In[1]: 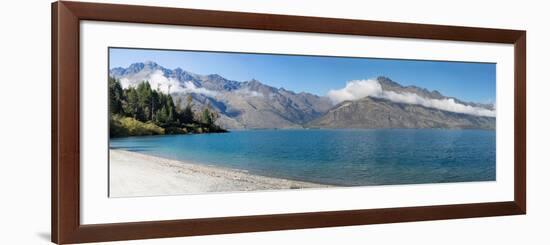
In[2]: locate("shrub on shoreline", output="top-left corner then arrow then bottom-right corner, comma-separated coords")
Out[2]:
110,116 -> 227,138
110,116 -> 165,137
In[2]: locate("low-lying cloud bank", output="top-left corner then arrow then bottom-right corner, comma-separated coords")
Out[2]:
327,79 -> 495,117
120,70 -> 219,96
181,81 -> 219,97
235,88 -> 264,98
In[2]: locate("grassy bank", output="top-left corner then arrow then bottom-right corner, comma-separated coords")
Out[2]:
110,115 -> 227,138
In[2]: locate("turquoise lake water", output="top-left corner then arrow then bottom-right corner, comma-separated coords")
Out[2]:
110,129 -> 496,186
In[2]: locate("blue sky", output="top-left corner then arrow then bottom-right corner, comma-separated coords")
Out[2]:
109,47 -> 496,103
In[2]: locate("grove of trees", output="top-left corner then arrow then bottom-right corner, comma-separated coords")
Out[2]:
109,77 -> 225,137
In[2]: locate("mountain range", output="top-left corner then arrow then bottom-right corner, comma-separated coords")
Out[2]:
109,61 -> 496,130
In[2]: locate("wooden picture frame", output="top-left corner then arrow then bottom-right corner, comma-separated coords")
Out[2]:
52,1 -> 526,244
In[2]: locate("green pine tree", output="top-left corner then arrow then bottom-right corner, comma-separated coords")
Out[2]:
108,77 -> 124,115
123,87 -> 140,119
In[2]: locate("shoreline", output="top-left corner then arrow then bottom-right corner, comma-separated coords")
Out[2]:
109,149 -> 331,197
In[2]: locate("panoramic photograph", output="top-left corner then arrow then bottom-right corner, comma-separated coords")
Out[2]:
108,47 -> 496,198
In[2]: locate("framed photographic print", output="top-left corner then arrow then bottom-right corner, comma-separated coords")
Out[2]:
52,1 -> 526,244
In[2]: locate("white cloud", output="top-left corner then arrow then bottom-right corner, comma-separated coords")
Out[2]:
181,81 -> 219,97
327,79 -> 495,117
147,70 -> 184,93
327,79 -> 384,103
118,70 -> 218,96
119,69 -> 183,93
235,88 -> 264,98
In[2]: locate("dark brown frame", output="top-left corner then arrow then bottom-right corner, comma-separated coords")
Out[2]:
52,1 -> 526,244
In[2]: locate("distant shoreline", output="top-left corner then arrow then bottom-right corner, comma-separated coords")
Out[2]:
111,127 -> 495,137
109,149 -> 331,197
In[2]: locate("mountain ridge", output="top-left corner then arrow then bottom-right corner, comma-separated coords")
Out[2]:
109,62 -> 495,130
110,62 -> 333,129
307,96 -> 495,130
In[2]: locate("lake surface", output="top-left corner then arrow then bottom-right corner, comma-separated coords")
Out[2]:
110,129 -> 496,186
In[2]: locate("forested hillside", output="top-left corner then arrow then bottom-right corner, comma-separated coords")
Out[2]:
109,77 -> 226,137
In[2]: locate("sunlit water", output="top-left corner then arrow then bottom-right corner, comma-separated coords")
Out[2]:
110,129 -> 496,186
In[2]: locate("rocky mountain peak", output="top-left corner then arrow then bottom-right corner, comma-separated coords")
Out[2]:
376,76 -> 402,88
